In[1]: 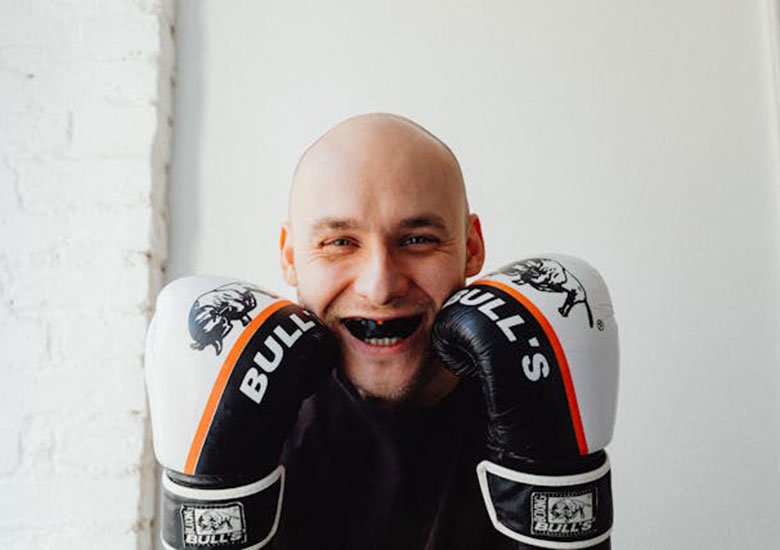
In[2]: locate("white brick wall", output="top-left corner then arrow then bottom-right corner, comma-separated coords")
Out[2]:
0,1 -> 173,548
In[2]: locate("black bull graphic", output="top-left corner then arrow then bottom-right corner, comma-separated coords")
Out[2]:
188,283 -> 276,355
495,258 -> 594,328
550,497 -> 589,522
196,509 -> 240,533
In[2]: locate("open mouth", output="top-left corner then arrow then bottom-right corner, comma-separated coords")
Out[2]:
342,315 -> 423,346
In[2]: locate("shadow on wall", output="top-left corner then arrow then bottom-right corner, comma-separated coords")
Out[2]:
167,2 -> 205,281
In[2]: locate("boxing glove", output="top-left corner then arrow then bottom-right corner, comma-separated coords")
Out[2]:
145,276 -> 339,549
432,255 -> 618,549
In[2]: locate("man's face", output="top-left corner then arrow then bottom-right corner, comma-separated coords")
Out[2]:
281,117 -> 484,402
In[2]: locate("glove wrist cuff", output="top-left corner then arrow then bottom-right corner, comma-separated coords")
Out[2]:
477,456 -> 612,549
160,465 -> 285,549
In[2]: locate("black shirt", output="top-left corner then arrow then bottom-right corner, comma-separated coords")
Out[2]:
275,372 -> 512,549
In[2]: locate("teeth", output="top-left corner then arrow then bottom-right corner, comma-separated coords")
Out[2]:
364,337 -> 402,346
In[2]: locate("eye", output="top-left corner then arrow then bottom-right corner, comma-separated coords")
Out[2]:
328,238 -> 353,247
321,237 -> 357,249
400,234 -> 439,246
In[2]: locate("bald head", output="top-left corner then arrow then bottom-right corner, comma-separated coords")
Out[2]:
289,113 -> 468,222
279,114 -> 485,403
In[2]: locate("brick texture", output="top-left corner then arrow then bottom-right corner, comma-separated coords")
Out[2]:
0,0 -> 174,548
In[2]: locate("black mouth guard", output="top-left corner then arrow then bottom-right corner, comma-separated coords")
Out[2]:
343,316 -> 422,340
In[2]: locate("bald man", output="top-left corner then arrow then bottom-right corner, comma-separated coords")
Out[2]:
272,115 -> 516,549
280,113 -> 484,405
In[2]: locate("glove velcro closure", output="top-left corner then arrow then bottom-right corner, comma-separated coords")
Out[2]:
160,465 -> 285,550
476,457 -> 612,549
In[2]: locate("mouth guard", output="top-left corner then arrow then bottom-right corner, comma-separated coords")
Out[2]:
343,316 -> 422,341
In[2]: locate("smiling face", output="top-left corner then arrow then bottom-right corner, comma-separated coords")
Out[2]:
280,114 -> 484,403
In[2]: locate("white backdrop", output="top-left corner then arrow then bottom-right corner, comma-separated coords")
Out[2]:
168,1 -> 780,547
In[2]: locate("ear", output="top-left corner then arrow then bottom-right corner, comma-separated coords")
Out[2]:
464,213 -> 485,278
279,222 -> 298,287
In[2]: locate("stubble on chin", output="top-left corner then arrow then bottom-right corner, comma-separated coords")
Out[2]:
342,345 -> 446,405
312,300 -> 454,405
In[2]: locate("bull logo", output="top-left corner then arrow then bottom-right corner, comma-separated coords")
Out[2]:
550,497 -> 588,523
496,258 -> 594,328
188,283 -> 277,355
196,509 -> 240,534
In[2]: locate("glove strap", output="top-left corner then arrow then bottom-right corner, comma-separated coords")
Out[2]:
160,465 -> 285,550
476,456 -> 612,549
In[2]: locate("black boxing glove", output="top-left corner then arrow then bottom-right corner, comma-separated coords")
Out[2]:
145,276 -> 339,549
433,255 -> 619,549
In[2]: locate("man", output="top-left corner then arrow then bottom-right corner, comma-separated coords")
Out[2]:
274,113 -> 505,548
279,113 -> 485,405
145,113 -> 617,549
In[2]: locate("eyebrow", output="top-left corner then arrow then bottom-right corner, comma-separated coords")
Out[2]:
398,214 -> 449,231
311,217 -> 360,232
310,214 -> 449,233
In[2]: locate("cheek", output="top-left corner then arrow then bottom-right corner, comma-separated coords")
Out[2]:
406,256 -> 466,307
295,260 -> 348,315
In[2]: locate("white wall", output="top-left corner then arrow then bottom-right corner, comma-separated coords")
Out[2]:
0,1 -> 173,548
170,1 -> 780,547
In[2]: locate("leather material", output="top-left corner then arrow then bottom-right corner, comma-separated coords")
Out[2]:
145,275 -> 339,549
432,255 -> 619,548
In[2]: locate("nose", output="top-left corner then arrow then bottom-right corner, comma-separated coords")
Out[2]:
352,245 -> 410,306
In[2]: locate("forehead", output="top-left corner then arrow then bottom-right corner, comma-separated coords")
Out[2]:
290,123 -> 465,233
